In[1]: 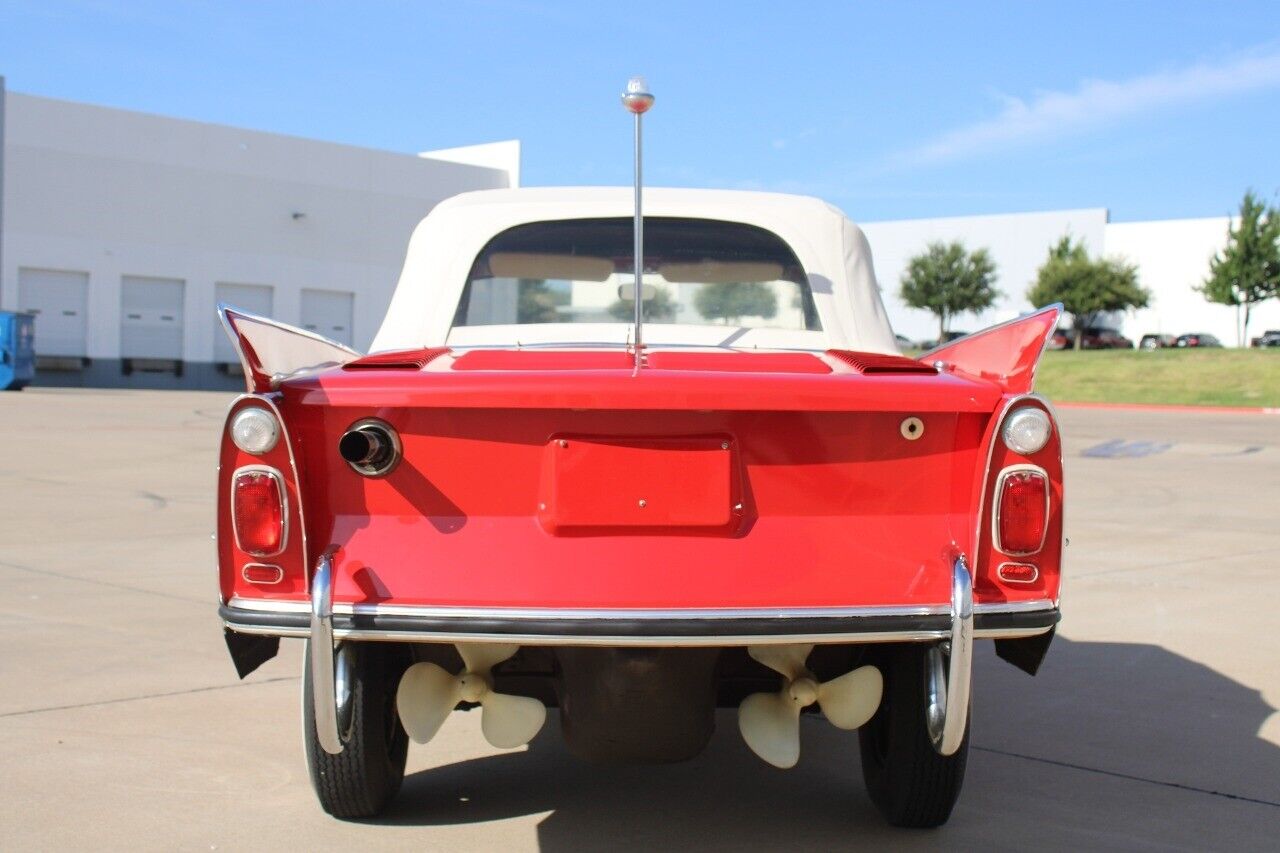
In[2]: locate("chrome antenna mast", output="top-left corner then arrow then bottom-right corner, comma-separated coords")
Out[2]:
621,76 -> 654,366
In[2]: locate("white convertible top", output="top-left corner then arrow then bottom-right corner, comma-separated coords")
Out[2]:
371,187 -> 898,354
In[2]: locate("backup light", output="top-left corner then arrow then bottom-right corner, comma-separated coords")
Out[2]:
996,469 -> 1048,555
231,408 -> 279,455
1001,407 -> 1052,455
233,469 -> 286,556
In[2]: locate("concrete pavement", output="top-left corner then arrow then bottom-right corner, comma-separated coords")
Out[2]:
1,389 -> 1277,849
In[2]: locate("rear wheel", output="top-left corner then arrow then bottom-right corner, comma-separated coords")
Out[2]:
302,641 -> 411,819
858,645 -> 969,828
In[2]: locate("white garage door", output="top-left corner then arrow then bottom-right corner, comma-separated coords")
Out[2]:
300,289 -> 354,347
214,282 -> 273,363
18,268 -> 89,357
121,276 -> 185,360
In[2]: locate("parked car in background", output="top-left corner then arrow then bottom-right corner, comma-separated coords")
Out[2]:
1049,327 -> 1134,350
894,333 -> 919,351
1139,333 -> 1176,350
918,330 -> 969,349
1250,330 -> 1280,348
1175,333 -> 1222,348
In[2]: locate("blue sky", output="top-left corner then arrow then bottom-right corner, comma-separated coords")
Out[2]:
2,1 -> 1278,222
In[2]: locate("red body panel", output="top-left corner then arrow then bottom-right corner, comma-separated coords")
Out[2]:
923,305 -> 1062,395
216,348 -> 1063,613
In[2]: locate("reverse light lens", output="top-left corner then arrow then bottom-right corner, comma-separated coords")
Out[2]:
1001,407 -> 1052,455
996,469 -> 1048,555
233,470 -> 285,556
231,408 -> 279,455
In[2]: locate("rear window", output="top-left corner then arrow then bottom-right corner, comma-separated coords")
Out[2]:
452,217 -> 821,332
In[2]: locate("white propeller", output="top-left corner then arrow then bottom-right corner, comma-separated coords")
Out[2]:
737,644 -> 882,769
396,643 -> 546,749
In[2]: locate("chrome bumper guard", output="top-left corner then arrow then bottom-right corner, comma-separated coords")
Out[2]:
309,553 -> 344,755
925,556 -> 973,756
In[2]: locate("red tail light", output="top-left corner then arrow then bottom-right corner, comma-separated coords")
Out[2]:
995,468 -> 1048,555
233,469 -> 286,556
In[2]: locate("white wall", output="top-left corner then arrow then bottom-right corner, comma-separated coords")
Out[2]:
862,209 -> 1109,343
1105,217 -> 1280,347
0,92 -> 516,362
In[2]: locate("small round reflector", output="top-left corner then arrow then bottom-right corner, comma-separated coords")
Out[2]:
1001,407 -> 1052,456
230,408 -> 279,455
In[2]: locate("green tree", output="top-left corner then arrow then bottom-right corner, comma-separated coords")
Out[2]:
693,282 -> 778,325
1027,236 -> 1149,350
1198,190 -> 1280,346
608,287 -> 678,322
899,241 -> 1000,341
516,279 -> 564,323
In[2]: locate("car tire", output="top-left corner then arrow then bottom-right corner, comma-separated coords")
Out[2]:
858,645 -> 969,828
302,641 -> 411,819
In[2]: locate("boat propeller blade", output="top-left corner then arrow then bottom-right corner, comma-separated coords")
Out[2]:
396,643 -> 547,748
396,661 -> 464,744
738,689 -> 804,769
737,644 -> 882,768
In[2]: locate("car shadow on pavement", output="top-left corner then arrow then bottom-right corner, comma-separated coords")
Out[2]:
373,638 -> 1280,849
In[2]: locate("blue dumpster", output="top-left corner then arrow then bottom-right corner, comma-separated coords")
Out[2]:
0,311 -> 36,390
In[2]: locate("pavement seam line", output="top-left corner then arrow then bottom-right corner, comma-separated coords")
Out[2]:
0,675 -> 299,718
0,558 -> 206,604
974,745 -> 1280,809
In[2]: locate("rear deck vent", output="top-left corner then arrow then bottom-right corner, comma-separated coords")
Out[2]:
826,350 -> 938,375
343,347 -> 450,370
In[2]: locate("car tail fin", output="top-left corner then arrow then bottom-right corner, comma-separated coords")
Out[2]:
918,304 -> 1062,395
218,304 -> 361,392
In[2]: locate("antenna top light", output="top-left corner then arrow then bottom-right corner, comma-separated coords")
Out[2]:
621,76 -> 654,114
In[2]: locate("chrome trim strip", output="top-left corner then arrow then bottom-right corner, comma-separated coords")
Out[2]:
224,620 -> 1050,645
973,598 -> 1055,614
226,596 -> 953,620
309,553 -> 343,755
229,464 -> 289,557
225,622 -> 952,647
991,463 -> 1051,556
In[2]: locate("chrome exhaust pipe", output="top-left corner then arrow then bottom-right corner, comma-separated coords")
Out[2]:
338,418 -> 401,476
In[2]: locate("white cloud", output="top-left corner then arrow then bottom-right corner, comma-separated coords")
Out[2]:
895,50 -> 1280,167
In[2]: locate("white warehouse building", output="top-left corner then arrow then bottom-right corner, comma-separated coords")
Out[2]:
0,79 -> 519,389
1,81 -> 1273,391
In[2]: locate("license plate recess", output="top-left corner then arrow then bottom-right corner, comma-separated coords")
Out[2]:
539,436 -> 735,532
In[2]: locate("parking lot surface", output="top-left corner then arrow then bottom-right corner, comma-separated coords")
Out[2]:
2,389 -> 1278,850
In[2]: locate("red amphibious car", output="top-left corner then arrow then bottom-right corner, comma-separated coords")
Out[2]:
216,186 -> 1064,828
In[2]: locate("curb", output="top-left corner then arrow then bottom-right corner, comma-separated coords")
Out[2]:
1056,401 -> 1280,415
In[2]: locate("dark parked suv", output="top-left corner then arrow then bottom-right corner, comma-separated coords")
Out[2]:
1250,330 -> 1280,348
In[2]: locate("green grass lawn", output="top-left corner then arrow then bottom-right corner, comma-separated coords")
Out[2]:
1033,348 -> 1280,407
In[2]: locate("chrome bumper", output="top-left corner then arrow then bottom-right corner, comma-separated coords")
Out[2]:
291,553 -> 999,757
